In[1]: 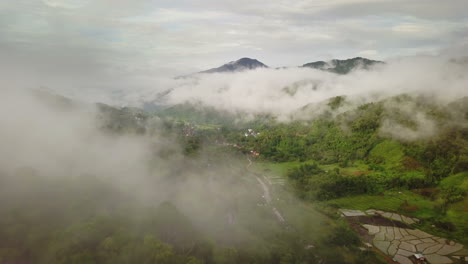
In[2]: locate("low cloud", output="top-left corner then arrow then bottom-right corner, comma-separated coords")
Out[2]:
157,54 -> 468,122
0,88 -> 277,243
379,99 -> 439,141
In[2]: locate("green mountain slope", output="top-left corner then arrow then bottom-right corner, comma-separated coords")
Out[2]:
302,57 -> 383,74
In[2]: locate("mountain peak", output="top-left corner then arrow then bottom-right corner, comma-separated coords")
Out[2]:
229,57 -> 261,64
200,57 -> 268,73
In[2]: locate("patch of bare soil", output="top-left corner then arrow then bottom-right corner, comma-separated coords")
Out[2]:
349,222 -> 374,243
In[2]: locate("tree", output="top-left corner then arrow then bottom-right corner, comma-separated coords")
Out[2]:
142,235 -> 175,264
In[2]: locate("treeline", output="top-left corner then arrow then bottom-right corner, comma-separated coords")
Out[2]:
287,163 -> 431,201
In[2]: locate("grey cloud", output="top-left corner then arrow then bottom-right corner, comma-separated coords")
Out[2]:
1,0 -> 467,104
315,0 -> 468,20
184,0 -> 468,20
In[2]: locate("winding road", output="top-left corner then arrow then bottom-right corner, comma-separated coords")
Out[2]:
248,158 -> 286,223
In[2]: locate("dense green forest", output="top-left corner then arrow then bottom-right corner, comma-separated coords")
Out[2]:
156,94 -> 468,244
224,95 -> 468,244
1,91 -> 466,263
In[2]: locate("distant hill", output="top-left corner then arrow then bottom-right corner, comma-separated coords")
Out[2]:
302,57 -> 383,74
176,57 -> 381,78
199,57 -> 268,73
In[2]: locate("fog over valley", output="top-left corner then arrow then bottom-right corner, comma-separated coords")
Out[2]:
1,1 -> 468,264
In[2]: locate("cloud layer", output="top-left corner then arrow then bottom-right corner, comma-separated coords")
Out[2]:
159,54 -> 468,120
1,0 -> 467,91
1,0 -> 467,123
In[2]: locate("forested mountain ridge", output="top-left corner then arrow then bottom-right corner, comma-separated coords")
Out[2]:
176,57 -> 380,78
302,57 -> 383,74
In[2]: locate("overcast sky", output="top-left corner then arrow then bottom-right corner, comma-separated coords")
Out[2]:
1,0 -> 467,102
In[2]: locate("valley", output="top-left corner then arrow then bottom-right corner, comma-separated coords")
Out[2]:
2,1 -> 468,263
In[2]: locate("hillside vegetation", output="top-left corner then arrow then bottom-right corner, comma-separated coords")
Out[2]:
228,95 -> 468,243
